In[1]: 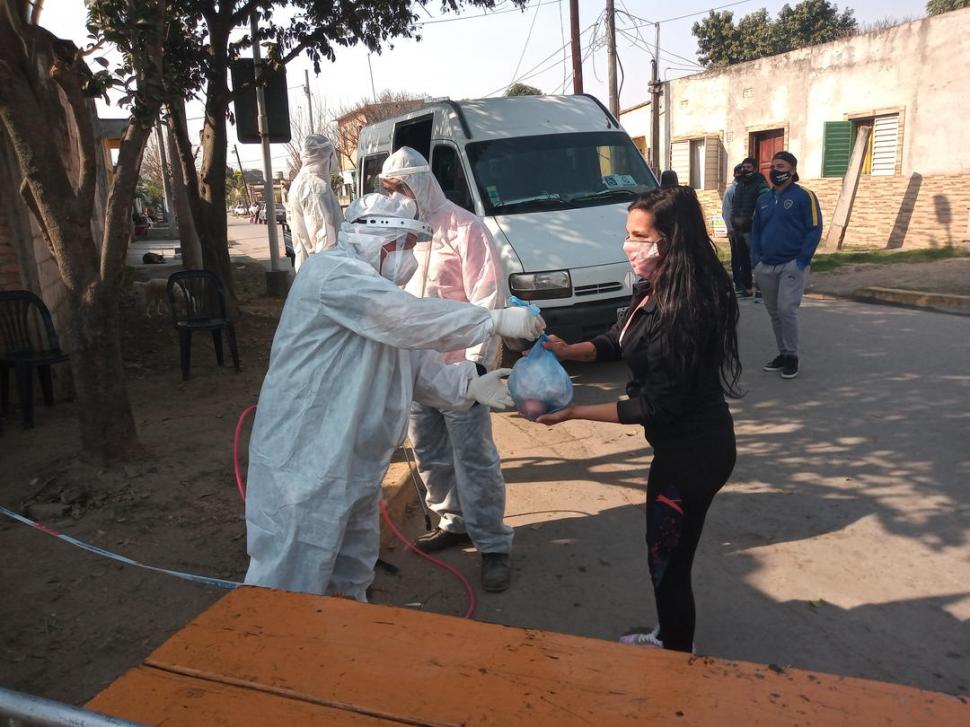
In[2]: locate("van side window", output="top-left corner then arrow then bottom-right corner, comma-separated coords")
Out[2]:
393,115 -> 433,161
361,153 -> 388,196
432,145 -> 473,212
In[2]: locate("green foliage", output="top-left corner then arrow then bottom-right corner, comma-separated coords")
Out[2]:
505,83 -> 543,96
226,168 -> 249,204
809,246 -> 968,273
926,0 -> 970,15
83,2 -> 206,126
693,1 -> 858,67
137,178 -> 164,206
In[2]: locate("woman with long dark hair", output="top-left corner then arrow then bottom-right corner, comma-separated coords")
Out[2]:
535,186 -> 741,652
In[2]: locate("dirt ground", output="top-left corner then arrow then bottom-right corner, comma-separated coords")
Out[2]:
0,268 -> 281,705
1,256 -> 967,707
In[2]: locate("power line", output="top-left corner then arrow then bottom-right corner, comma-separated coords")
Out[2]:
484,17 -> 599,96
622,0 -> 755,28
616,28 -> 704,69
510,0 -> 544,84
417,0 -> 561,26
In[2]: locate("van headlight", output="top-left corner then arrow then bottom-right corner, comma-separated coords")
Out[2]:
509,270 -> 572,300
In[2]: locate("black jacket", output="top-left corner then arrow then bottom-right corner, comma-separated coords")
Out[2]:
591,280 -> 732,447
731,172 -> 769,232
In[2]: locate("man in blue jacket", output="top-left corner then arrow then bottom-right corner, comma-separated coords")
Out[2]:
751,151 -> 822,380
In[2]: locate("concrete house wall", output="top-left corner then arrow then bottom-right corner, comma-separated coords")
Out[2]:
634,8 -> 970,249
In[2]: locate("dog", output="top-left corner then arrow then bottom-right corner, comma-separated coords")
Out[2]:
133,279 -> 192,318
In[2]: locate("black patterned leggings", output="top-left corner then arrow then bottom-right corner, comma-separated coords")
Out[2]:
646,427 -> 736,652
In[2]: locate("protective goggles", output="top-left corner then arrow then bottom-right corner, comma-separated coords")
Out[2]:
379,164 -> 430,180
349,216 -> 432,242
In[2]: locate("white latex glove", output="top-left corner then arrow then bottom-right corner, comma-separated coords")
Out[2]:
467,368 -> 514,409
489,308 -> 546,341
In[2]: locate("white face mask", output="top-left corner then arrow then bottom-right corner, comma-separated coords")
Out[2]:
380,249 -> 419,285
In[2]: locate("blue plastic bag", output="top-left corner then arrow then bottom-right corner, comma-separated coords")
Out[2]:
508,335 -> 574,421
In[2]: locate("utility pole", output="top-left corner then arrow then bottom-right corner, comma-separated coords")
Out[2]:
233,144 -> 252,206
605,0 -> 618,116
250,12 -> 287,295
304,69 -> 314,132
650,22 -> 661,172
569,0 -> 583,94
366,54 -> 378,103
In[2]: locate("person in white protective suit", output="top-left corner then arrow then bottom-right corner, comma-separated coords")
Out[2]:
380,147 -> 516,592
286,133 -> 344,271
244,193 -> 545,600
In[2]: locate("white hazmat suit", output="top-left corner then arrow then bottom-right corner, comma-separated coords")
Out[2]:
244,193 -> 542,599
380,148 -> 515,565
286,134 -> 344,271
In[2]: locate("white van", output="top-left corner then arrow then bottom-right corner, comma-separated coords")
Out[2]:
356,95 -> 658,342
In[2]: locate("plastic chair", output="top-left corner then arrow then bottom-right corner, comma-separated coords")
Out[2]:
0,290 -> 70,430
166,271 -> 240,381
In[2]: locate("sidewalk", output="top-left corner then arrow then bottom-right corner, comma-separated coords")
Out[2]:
807,254 -> 970,313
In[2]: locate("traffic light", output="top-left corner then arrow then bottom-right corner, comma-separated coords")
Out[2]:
230,58 -> 291,144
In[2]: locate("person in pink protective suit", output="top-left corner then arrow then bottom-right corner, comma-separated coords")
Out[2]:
380,147 -> 515,592
287,134 -> 344,271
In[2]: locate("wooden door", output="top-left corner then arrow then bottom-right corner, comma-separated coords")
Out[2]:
754,130 -> 785,178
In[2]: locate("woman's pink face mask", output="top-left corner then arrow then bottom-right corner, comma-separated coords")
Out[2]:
623,239 -> 661,279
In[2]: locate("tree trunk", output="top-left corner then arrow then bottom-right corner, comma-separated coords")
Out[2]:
69,281 -> 140,459
196,22 -> 235,300
165,122 -> 203,269
0,0 -> 166,462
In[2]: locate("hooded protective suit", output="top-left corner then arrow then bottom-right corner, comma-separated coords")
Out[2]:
244,194 -> 510,600
287,134 -> 344,271
380,147 -> 503,367
380,148 -> 514,558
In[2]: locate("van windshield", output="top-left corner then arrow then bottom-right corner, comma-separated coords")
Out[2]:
465,132 -> 657,215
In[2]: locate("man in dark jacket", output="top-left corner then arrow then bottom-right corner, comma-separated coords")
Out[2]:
729,157 -> 769,298
751,151 -> 823,380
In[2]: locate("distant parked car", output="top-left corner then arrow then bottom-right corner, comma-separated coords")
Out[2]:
282,222 -> 295,268
233,204 -> 247,216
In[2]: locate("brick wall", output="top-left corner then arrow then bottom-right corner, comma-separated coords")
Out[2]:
695,173 -> 970,250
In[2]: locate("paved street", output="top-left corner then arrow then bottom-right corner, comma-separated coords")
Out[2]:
227,214 -> 286,269
374,297 -> 970,696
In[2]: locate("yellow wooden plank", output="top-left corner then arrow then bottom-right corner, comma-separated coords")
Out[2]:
88,665 -> 398,725
85,587 -> 970,726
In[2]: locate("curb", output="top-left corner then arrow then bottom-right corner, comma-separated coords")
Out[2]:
851,287 -> 970,315
380,460 -> 419,548
805,288 -> 970,316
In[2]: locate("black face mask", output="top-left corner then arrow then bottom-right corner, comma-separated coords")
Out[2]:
770,169 -> 791,186
742,170 -> 756,180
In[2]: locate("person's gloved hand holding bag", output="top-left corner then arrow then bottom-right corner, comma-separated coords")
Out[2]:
468,368 -> 514,409
489,307 -> 545,341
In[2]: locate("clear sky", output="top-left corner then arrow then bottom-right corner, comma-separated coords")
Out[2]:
41,0 -> 929,170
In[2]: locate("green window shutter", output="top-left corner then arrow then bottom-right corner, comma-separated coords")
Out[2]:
822,121 -> 852,177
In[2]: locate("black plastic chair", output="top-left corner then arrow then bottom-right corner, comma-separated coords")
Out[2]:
167,270 -> 240,380
0,290 -> 70,430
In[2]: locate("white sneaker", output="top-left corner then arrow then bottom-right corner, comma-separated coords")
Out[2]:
619,625 -> 663,648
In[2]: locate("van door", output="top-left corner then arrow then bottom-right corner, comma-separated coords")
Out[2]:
430,142 -> 475,213
392,114 -> 434,161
